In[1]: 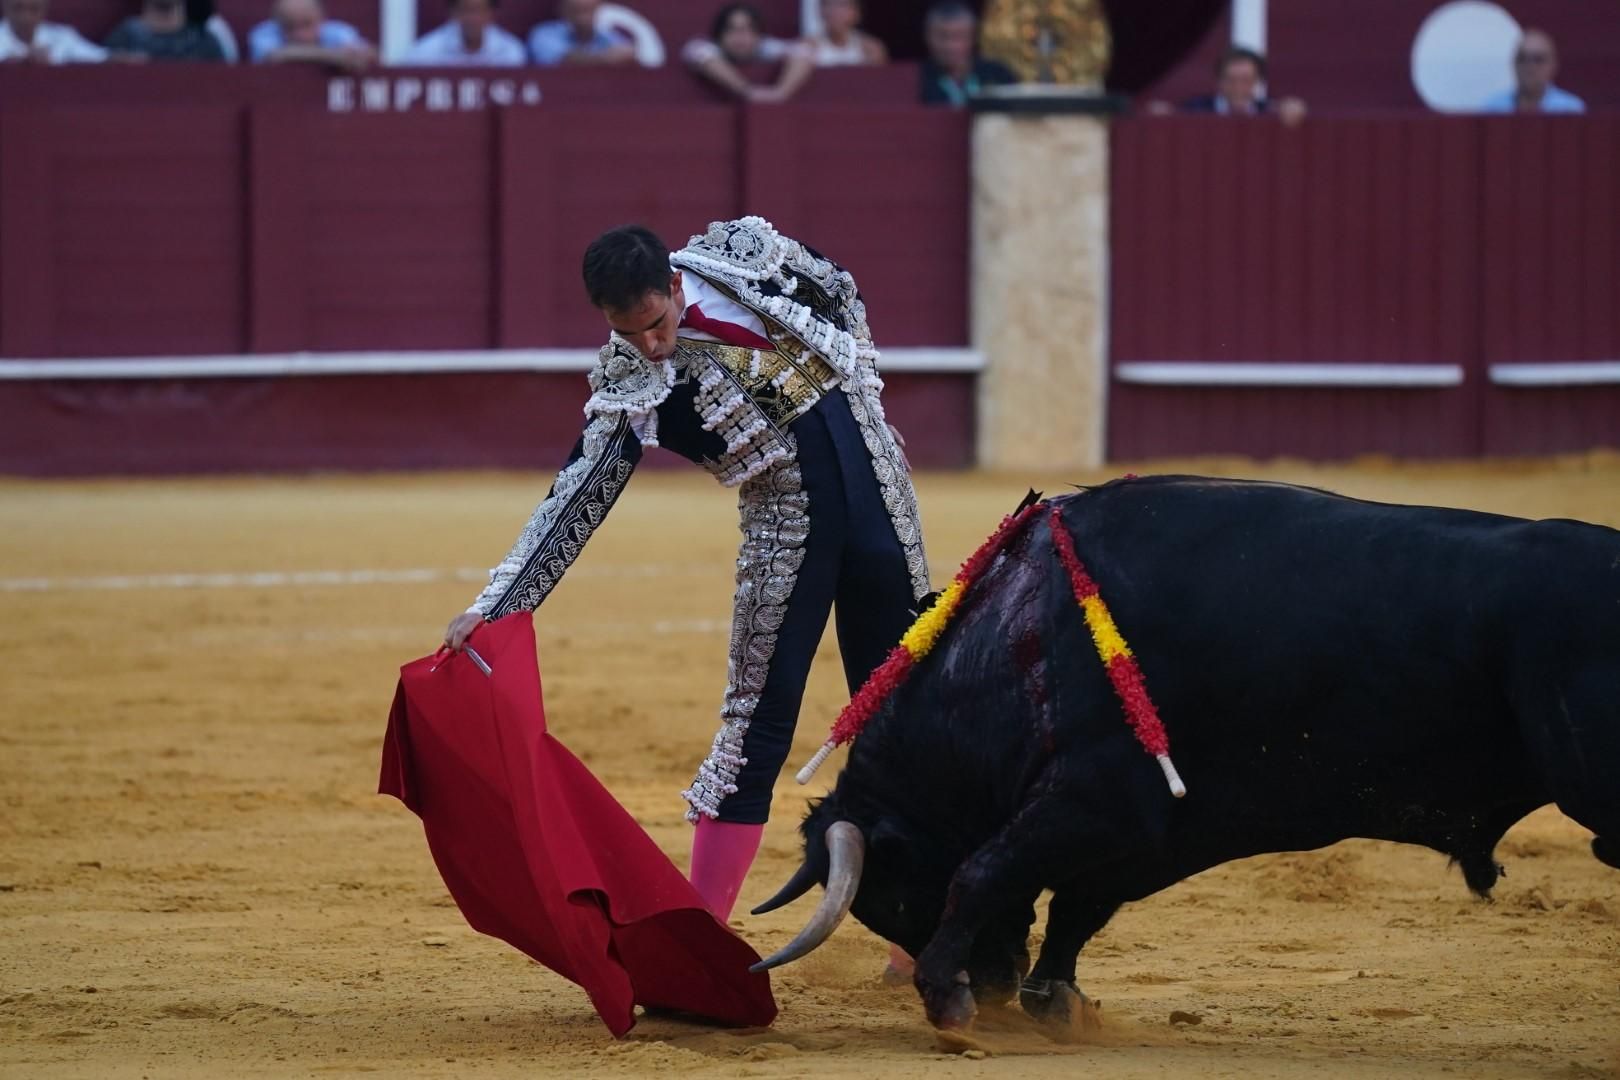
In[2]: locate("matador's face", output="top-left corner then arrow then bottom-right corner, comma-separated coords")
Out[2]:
603,271 -> 687,363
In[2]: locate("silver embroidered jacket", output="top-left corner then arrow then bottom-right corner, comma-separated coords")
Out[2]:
469,216 -> 927,619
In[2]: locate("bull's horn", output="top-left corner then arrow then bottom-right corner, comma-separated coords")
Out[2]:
750,858 -> 821,916
748,821 -> 865,973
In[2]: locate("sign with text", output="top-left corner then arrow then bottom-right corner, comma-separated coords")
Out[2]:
327,76 -> 543,113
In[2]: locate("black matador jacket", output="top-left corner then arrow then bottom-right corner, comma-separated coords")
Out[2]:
467,216 -> 930,820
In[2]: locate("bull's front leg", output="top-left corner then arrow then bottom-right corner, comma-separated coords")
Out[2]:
965,895 -> 1040,1005
1019,890 -> 1118,1025
913,795 -> 1075,1028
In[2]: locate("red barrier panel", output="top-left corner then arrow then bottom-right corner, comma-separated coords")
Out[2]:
250,108 -> 498,352
1108,113 -> 1620,460
0,106 -> 247,359
742,106 -> 970,346
1480,114 -> 1620,456
0,68 -> 963,361
0,69 -> 973,475
496,105 -> 742,348
0,370 -> 972,475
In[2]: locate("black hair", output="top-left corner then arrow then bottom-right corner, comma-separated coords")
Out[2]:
1216,46 -> 1266,80
581,225 -> 672,312
925,0 -> 974,26
710,3 -> 763,43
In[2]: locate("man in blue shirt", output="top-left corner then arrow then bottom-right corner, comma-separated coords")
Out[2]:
528,0 -> 634,66
248,0 -> 374,68
1481,28 -> 1585,114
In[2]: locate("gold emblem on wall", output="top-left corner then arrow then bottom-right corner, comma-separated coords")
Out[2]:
979,0 -> 1112,88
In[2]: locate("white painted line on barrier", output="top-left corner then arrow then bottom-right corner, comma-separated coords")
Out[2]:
1489,362 -> 1620,387
1114,362 -> 1465,388
0,563 -> 715,593
0,348 -> 985,380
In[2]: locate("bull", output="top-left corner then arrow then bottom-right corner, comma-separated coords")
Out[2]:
749,476 -> 1620,1029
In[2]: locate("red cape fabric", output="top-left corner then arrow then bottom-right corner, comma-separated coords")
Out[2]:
378,612 -> 778,1037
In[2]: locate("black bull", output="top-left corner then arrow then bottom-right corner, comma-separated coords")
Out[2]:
752,476 -> 1620,1028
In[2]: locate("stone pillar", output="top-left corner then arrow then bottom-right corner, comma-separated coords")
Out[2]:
971,96 -> 1122,471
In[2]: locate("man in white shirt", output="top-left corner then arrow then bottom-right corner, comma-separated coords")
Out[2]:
404,0 -> 525,66
0,0 -> 107,62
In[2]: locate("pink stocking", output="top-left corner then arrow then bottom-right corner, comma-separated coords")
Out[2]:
689,819 -> 765,921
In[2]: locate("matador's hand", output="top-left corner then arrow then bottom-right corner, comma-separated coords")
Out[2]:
443,611 -> 485,651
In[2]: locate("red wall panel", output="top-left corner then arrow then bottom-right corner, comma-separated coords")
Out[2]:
1109,114 -> 1485,461
742,106 -> 970,347
1480,114 -> 1620,456
1108,386 -> 1472,461
0,107 -> 245,359
0,371 -> 971,475
1110,112 -> 1620,461
249,110 -> 497,352
497,105 -> 742,348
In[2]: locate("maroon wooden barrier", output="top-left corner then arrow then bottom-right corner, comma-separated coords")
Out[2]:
0,67 -> 963,360
1480,114 -> 1620,456
0,370 -> 972,475
0,68 -> 973,475
0,105 -> 248,359
497,105 -> 742,348
250,108 -> 499,352
1109,113 -> 1620,460
741,106 -> 971,346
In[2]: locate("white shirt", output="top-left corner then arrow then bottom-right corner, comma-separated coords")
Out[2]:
681,35 -> 803,67
677,272 -> 770,342
0,19 -> 108,62
809,34 -> 866,66
402,21 -> 526,67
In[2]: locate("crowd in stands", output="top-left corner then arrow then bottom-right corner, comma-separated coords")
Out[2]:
0,0 -> 1591,115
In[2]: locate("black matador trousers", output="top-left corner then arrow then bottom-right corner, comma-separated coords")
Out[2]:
710,388 -> 918,824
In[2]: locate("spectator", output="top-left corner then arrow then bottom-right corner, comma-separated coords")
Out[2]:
1482,29 -> 1584,114
404,0 -> 524,66
806,0 -> 883,67
683,3 -> 813,104
529,0 -> 634,66
0,0 -> 108,61
1148,47 -> 1307,126
919,1 -> 1015,106
106,0 -> 226,60
248,0 -> 374,70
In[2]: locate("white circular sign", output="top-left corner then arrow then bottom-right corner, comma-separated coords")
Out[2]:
1411,1 -> 1524,113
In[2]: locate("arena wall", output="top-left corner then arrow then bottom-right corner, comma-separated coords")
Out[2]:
0,67 -> 1615,474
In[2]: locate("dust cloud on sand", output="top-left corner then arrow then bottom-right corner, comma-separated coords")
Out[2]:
2,455 -> 1618,1079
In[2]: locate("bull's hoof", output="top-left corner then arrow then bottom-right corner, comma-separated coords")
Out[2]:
1019,978 -> 1090,1027
926,972 -> 978,1031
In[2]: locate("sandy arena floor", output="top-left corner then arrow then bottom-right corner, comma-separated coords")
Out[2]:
2,456 -> 1618,1079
